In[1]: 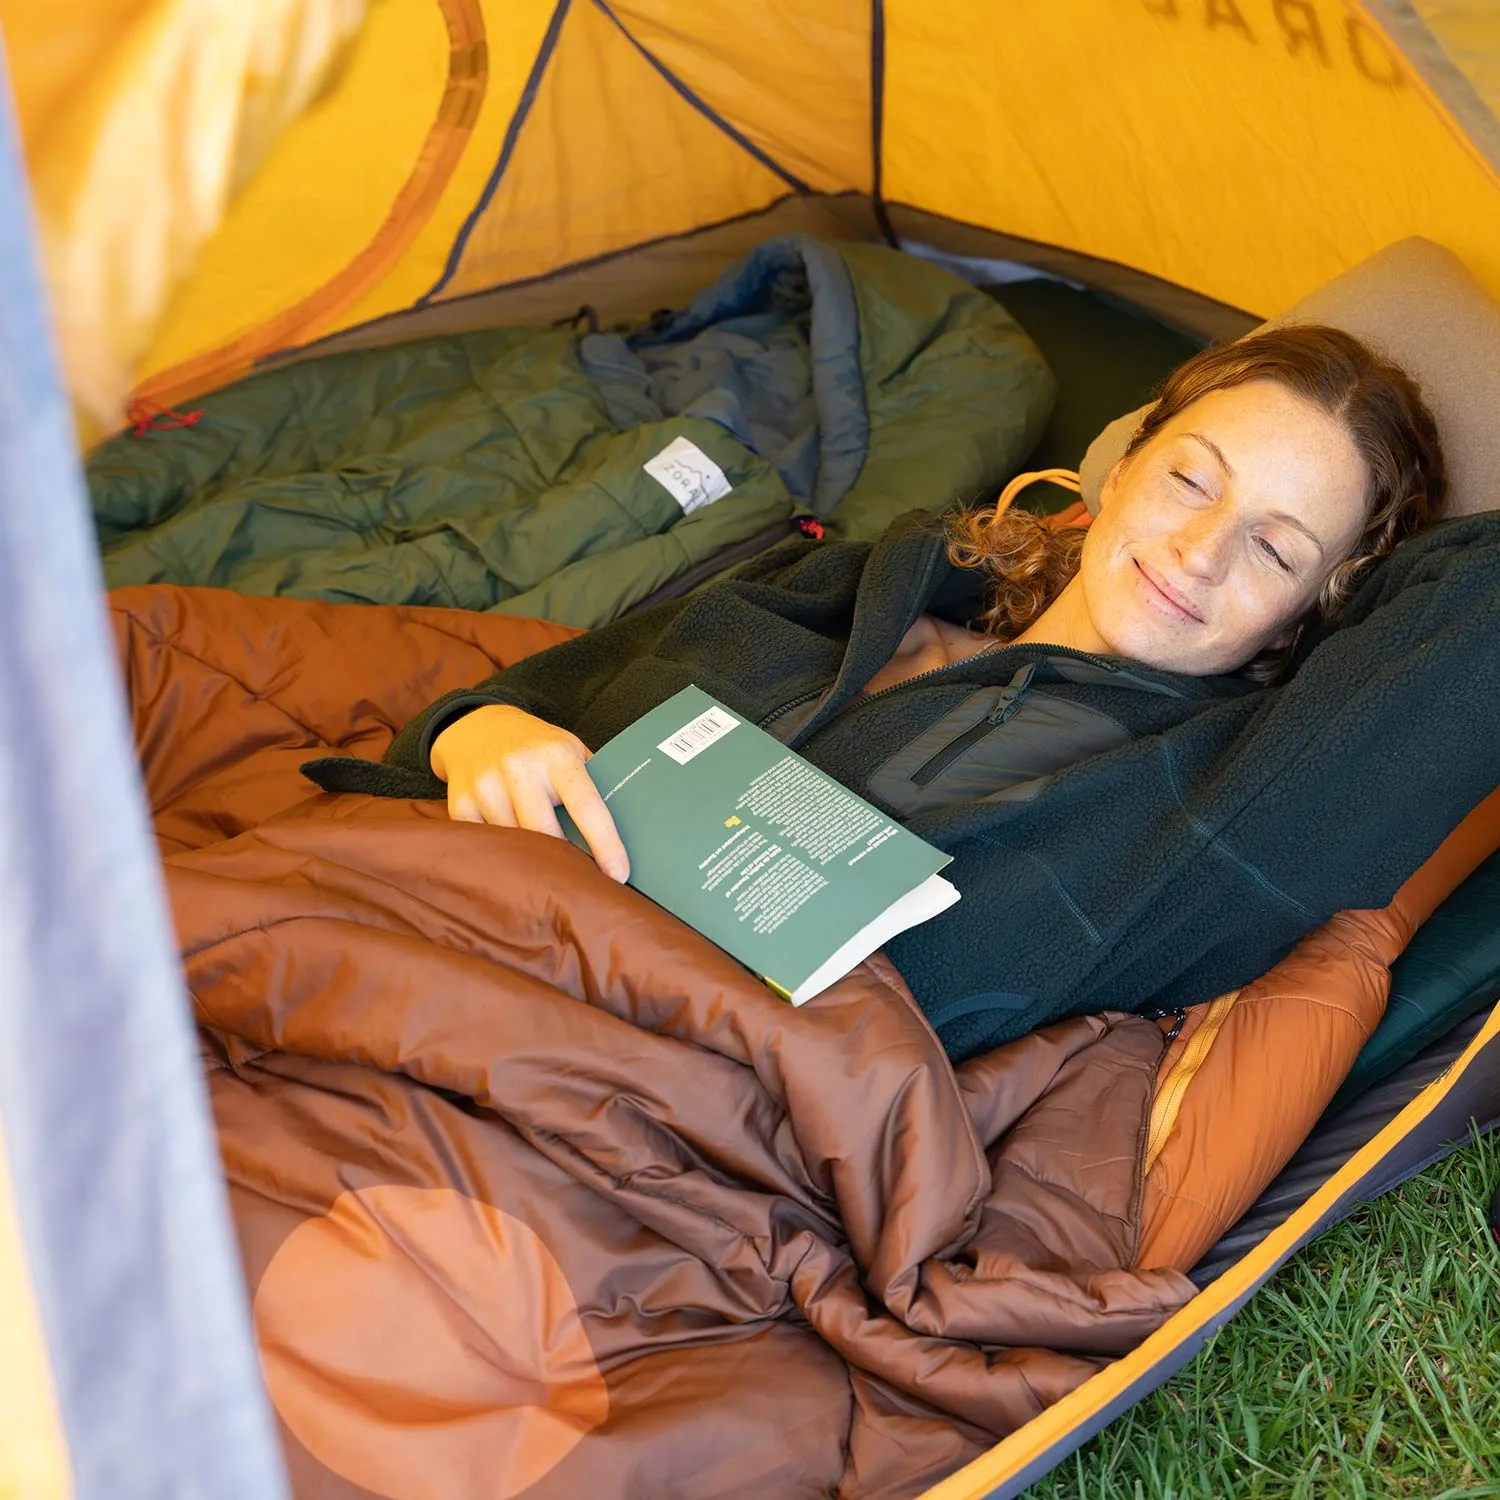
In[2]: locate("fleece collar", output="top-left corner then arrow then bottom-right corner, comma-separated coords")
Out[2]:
786,510 -> 1254,749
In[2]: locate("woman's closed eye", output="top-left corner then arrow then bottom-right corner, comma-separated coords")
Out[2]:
1168,466 -> 1296,573
1255,535 -> 1293,573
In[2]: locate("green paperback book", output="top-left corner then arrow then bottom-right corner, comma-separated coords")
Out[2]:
562,684 -> 958,1005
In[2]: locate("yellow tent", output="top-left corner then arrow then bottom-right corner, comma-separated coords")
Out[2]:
9,0 -> 1500,429
1,3 -> 1498,1497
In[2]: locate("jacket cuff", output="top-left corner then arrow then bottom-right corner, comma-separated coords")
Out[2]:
300,758 -> 446,800
415,690 -> 530,773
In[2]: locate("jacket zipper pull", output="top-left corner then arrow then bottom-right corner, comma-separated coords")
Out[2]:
987,663 -> 1039,723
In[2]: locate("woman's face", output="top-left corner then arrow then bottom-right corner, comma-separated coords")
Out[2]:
1080,380 -> 1370,675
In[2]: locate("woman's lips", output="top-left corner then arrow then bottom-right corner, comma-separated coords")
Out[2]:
1133,558 -> 1204,623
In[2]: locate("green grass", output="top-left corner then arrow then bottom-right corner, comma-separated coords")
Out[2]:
1023,1130 -> 1500,1499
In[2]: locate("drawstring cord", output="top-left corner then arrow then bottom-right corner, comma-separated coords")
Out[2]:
554,305 -> 600,334
126,398 -> 203,439
1145,1005 -> 1188,1043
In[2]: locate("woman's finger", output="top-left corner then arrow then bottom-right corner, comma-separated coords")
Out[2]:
507,764 -> 567,842
471,767 -> 516,827
449,787 -> 484,823
550,756 -> 630,882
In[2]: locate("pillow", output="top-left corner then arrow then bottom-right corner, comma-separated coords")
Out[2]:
1078,238 -> 1500,518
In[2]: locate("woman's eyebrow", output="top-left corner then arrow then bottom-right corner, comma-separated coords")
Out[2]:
1266,510 -> 1327,556
1184,432 -> 1234,476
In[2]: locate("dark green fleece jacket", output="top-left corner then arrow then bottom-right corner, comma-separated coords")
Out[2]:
304,509 -> 1500,1062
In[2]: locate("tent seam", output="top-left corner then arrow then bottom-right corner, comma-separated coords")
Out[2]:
588,0 -> 811,194
881,199 -> 1261,323
272,192 -> 808,367
1351,1 -> 1500,185
869,0 -> 897,246
418,0 -> 574,306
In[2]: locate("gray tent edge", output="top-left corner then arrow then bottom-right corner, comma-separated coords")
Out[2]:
919,1000 -> 1500,1500
0,50 -> 287,1500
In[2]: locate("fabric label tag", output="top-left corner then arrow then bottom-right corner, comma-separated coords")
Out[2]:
643,436 -> 733,514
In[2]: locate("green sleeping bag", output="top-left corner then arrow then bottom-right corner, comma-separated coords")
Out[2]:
87,238 -> 1054,628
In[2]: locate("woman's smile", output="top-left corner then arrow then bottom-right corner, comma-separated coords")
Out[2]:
1131,556 -> 1204,624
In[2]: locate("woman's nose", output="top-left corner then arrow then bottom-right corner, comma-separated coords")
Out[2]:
1172,510 -> 1232,581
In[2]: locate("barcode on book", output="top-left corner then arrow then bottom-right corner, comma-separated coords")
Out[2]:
658,705 -> 740,765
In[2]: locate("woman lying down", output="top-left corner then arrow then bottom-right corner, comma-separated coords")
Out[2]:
307,325 -> 1500,1063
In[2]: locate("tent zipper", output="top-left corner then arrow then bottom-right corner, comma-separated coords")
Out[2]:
1143,987 -> 1244,1175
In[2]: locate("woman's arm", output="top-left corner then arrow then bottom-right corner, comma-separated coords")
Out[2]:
299,599 -> 691,876
369,593 -> 707,878
380,593 -> 696,777
373,528 -> 840,872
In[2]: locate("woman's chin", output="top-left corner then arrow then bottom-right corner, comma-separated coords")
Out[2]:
1096,614 -> 1215,676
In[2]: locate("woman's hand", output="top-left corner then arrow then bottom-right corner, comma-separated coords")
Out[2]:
429,705 -> 629,882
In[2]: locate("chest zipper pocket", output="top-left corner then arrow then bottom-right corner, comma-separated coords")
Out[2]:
909,666 -> 1037,787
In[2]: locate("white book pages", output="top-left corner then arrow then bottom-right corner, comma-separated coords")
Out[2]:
788,874 -> 961,1007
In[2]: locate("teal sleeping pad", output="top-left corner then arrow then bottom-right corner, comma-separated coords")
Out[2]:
1331,848 -> 1500,1112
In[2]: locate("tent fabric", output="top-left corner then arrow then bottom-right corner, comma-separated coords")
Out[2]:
882,1 -> 1500,318
0,1116 -> 69,1500
3,0 -> 371,434
7,2 -> 1500,424
1368,1 -> 1500,169
0,79 -> 285,1500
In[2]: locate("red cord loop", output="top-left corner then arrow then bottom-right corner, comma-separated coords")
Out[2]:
125,398 -> 203,439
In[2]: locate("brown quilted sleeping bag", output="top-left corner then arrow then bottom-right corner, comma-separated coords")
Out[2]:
112,584 -> 1500,1500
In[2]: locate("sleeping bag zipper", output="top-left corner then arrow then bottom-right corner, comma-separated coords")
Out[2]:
1144,987 -> 1243,1175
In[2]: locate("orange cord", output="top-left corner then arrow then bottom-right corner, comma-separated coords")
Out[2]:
993,467 -> 1082,518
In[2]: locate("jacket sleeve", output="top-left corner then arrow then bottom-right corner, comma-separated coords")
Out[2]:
1197,509 -> 1500,911
301,531 -> 827,796
387,595 -> 698,775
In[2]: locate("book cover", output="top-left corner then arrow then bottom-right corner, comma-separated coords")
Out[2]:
562,685 -> 957,1004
